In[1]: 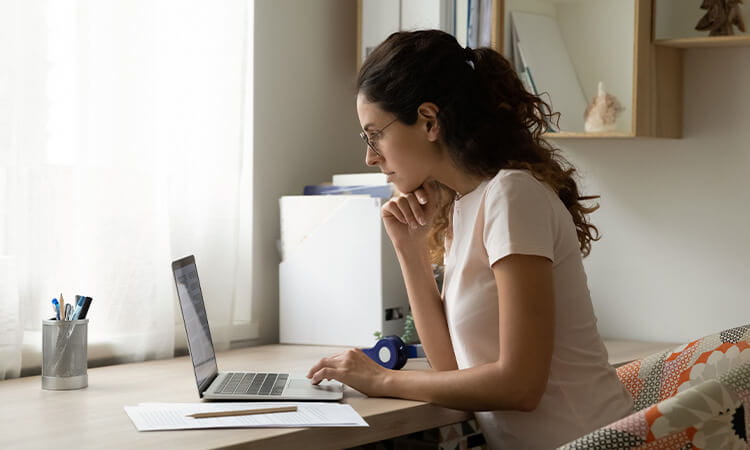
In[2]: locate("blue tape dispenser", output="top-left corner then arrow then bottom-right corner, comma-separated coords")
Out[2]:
362,335 -> 425,370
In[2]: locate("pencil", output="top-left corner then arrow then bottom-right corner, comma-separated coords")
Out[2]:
186,406 -> 298,419
59,293 -> 65,321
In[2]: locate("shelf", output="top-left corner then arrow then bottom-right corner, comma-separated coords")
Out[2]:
654,35 -> 750,48
358,0 -> 683,139
543,131 -> 635,139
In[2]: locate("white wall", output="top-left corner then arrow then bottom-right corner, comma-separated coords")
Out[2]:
558,47 -> 750,343
252,0 -> 367,344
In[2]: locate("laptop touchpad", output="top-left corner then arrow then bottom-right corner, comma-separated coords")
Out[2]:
289,379 -> 341,391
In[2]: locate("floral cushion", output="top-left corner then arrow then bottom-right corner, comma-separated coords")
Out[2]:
558,325 -> 750,449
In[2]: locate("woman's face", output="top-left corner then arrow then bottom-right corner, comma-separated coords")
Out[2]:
356,93 -> 439,193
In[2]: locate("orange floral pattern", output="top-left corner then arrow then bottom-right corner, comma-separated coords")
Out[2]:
559,325 -> 750,449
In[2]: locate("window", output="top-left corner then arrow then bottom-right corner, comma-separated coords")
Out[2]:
0,0 -> 255,379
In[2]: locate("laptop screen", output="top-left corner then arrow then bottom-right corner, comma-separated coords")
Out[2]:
172,255 -> 218,396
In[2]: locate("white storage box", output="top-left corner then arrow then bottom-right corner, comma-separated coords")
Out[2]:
279,195 -> 409,347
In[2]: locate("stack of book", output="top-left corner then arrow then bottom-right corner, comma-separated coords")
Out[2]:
303,173 -> 393,200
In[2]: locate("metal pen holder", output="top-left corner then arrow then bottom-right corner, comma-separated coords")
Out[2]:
42,319 -> 88,390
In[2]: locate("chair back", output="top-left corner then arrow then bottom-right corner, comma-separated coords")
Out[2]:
616,325 -> 750,411
559,324 -> 750,449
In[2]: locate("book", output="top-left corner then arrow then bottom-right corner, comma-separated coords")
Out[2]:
303,184 -> 393,200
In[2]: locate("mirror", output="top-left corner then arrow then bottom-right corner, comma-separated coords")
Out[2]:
359,0 -> 635,135
502,0 -> 635,134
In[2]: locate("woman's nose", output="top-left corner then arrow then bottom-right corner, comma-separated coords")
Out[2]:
364,146 -> 380,167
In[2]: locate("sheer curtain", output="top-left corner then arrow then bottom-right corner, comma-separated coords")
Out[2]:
0,0 -> 254,379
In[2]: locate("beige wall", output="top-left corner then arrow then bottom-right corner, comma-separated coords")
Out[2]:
252,0 -> 368,344
559,47 -> 750,343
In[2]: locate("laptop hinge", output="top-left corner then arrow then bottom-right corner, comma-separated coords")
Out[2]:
200,372 -> 219,398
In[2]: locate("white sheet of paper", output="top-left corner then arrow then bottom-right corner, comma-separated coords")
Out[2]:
124,402 -> 369,431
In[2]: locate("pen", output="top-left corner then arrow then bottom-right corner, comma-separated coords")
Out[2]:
64,303 -> 72,320
186,406 -> 298,419
51,298 -> 60,320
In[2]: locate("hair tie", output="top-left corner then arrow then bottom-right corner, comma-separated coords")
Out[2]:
464,46 -> 475,70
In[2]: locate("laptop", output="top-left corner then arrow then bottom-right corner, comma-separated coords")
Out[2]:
172,255 -> 344,400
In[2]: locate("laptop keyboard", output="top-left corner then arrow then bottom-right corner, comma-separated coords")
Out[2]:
217,373 -> 289,396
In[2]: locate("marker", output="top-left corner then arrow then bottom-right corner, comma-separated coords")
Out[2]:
51,299 -> 60,320
78,297 -> 93,320
71,296 -> 85,320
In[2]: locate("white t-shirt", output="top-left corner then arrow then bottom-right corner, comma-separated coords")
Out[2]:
442,169 -> 633,450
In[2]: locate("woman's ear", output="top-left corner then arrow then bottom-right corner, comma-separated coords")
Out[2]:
417,102 -> 440,142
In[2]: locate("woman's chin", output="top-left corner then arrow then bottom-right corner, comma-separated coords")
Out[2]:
398,181 -> 427,194
389,175 -> 428,194
392,181 -> 416,195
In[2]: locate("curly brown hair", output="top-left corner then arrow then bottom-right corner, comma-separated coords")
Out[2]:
357,30 -> 600,263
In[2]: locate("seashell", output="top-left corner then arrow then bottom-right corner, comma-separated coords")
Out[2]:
584,81 -> 625,133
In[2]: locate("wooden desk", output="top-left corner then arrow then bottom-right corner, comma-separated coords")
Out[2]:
0,341 -> 676,450
0,345 -> 469,450
604,339 -> 678,367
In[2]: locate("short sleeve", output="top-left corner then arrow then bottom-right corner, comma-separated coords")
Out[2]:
483,172 -> 555,266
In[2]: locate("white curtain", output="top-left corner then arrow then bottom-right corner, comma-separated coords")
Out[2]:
0,0 -> 254,379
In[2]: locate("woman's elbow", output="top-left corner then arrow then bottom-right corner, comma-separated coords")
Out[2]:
481,384 -> 544,412
491,363 -> 549,412
516,385 -> 545,412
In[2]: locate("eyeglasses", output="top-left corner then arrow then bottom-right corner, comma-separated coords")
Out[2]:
359,117 -> 398,157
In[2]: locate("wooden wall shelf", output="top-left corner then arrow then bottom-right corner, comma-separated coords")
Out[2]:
654,35 -> 750,49
358,0 -> 683,139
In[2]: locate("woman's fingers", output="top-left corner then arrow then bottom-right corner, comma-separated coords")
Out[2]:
382,200 -> 407,224
306,356 -> 335,378
306,349 -> 388,396
307,352 -> 347,384
420,180 -> 444,208
413,180 -> 442,211
307,350 -> 354,384
383,195 -> 422,227
393,196 -> 419,228
310,367 -> 343,385
413,187 -> 428,205
404,194 -> 425,226
382,182 -> 444,229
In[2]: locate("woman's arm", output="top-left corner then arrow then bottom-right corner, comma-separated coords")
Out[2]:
308,253 -> 554,412
394,243 -> 458,372
384,254 -> 555,411
376,182 -> 459,371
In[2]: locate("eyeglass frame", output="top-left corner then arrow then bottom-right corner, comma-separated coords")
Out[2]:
359,117 -> 398,157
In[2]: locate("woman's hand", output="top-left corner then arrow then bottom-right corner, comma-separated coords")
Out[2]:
382,180 -> 441,250
306,348 -> 391,397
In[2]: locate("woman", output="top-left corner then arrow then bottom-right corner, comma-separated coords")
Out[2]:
306,30 -> 633,449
